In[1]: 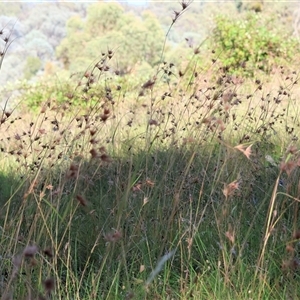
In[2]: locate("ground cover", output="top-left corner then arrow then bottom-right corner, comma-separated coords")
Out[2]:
1,2 -> 300,299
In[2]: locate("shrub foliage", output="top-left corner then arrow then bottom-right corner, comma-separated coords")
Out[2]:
212,12 -> 299,76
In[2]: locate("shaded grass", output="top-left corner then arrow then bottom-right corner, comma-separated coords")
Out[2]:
1,132 -> 300,298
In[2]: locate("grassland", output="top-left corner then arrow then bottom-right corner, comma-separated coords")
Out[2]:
1,51 -> 300,299
2,4 -> 300,300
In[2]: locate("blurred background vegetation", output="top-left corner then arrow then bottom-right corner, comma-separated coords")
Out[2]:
1,0 -> 300,109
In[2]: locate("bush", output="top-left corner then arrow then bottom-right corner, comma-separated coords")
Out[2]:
211,12 -> 299,76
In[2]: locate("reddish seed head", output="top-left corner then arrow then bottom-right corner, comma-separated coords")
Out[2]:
290,258 -> 300,270
173,11 -> 180,22
100,153 -> 112,163
104,230 -> 122,243
100,114 -> 109,122
293,230 -> 300,240
223,180 -> 239,198
23,245 -> 38,258
145,179 -> 155,187
138,90 -> 144,97
70,164 -> 78,171
43,277 -> 55,293
286,244 -> 294,253
90,138 -> 98,145
4,111 -> 11,118
99,146 -> 106,153
90,148 -> 98,158
142,79 -> 155,89
287,145 -> 297,155
149,119 -> 158,126
126,291 -> 135,299
90,129 -> 97,136
181,1 -> 188,10
12,254 -> 22,269
43,247 -> 53,258
194,47 -> 200,55
14,133 -> 21,140
76,195 -> 87,206
280,161 -> 296,176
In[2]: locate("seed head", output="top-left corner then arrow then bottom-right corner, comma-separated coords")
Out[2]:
76,195 -> 87,206
43,277 -> 55,293
23,245 -> 38,258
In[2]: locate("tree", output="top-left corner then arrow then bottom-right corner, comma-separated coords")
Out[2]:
23,56 -> 42,80
0,3 -> 22,16
56,3 -> 165,75
85,2 -> 124,36
56,18 -> 89,70
25,30 -> 54,60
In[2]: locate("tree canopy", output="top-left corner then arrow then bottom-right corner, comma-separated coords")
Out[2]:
56,2 -> 165,75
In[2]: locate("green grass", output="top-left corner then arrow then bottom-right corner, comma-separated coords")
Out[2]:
1,62 -> 300,299
2,4 -> 300,299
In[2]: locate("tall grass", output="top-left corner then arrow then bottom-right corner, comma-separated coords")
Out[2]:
1,2 -> 300,299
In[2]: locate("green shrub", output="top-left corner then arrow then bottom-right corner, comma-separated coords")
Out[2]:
211,12 -> 299,76
15,80 -> 78,111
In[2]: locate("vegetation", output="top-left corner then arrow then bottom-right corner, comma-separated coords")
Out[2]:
1,1 -> 300,299
55,2 -> 165,76
212,12 -> 299,76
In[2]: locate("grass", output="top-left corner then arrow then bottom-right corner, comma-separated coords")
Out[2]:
2,2 -> 300,299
